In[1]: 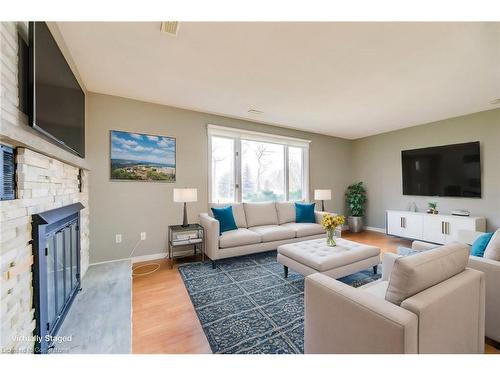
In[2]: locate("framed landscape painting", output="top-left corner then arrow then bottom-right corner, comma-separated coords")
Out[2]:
110,130 -> 176,182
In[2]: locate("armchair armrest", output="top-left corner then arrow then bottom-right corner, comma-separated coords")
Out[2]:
401,269 -> 485,353
314,210 -> 337,224
304,273 -> 418,353
199,213 -> 220,261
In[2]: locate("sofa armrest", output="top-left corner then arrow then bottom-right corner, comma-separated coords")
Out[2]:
304,273 -> 418,353
382,252 -> 402,281
199,213 -> 220,261
411,240 -> 438,251
468,256 -> 500,341
314,210 -> 336,224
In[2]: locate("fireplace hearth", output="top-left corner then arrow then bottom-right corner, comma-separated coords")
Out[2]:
32,202 -> 85,354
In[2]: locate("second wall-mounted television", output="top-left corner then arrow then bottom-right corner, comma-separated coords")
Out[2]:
29,22 -> 85,157
402,141 -> 481,198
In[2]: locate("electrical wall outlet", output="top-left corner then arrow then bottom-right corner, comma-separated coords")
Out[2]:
140,232 -> 146,241
115,234 -> 122,243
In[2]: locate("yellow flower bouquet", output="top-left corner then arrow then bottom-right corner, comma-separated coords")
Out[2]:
321,214 -> 345,246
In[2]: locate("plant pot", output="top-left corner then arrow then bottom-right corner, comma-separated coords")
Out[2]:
348,216 -> 363,233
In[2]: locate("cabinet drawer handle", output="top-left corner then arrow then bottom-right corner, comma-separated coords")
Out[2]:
441,221 -> 444,234
446,222 -> 450,235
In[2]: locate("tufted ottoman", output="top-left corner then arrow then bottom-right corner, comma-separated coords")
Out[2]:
277,238 -> 381,278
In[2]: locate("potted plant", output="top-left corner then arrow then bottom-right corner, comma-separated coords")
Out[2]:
427,202 -> 438,214
345,182 -> 367,233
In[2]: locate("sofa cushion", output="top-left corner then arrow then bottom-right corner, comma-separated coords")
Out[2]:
360,280 -> 389,299
484,229 -> 500,261
295,202 -> 316,223
243,202 -> 278,227
385,242 -> 469,306
211,206 -> 238,234
219,228 -> 261,249
281,222 -> 325,237
248,225 -> 295,242
276,202 -> 296,224
209,203 -> 247,228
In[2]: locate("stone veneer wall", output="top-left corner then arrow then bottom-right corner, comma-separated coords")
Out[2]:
0,149 -> 90,353
1,22 -> 90,353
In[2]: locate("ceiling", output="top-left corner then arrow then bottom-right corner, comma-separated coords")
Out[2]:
57,22 -> 500,139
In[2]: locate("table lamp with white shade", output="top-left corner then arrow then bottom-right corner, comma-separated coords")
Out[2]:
314,189 -> 331,211
173,188 -> 198,227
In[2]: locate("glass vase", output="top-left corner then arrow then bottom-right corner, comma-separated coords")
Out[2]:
326,229 -> 336,247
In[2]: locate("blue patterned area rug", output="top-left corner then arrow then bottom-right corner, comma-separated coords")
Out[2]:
178,250 -> 381,354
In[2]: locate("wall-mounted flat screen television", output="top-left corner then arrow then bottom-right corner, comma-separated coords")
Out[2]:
29,22 -> 85,157
402,141 -> 481,198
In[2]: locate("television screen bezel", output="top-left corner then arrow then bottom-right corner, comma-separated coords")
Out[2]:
401,141 -> 481,198
28,21 -> 85,158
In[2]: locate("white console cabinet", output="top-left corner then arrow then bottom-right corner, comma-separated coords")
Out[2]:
386,210 -> 486,244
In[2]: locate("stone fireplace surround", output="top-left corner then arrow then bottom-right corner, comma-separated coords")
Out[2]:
1,22 -> 90,353
0,149 -> 90,353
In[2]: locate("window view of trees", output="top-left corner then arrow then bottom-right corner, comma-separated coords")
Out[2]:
242,140 -> 285,202
288,146 -> 304,201
211,137 -> 235,203
210,134 -> 307,203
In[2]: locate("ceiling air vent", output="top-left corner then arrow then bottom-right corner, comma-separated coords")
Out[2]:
161,22 -> 180,36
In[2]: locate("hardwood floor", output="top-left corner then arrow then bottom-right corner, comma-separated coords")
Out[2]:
132,258 -> 211,353
132,230 -> 499,354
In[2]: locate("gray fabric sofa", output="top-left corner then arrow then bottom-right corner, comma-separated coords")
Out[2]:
199,202 -> 333,265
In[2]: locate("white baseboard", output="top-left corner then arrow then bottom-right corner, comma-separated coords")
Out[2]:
364,226 -> 386,233
89,258 -> 132,266
131,252 -> 168,264
89,252 -> 168,266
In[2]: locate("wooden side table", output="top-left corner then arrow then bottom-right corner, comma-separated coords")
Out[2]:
168,224 -> 204,268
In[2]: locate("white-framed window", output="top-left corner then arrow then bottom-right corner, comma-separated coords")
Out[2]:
208,124 -> 310,203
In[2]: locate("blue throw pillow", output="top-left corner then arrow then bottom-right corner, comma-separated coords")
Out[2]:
471,232 -> 494,257
295,202 -> 316,223
211,206 -> 238,235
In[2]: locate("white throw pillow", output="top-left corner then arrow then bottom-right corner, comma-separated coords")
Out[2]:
484,229 -> 500,261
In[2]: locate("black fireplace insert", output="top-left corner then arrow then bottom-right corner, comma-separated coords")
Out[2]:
32,202 -> 84,353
